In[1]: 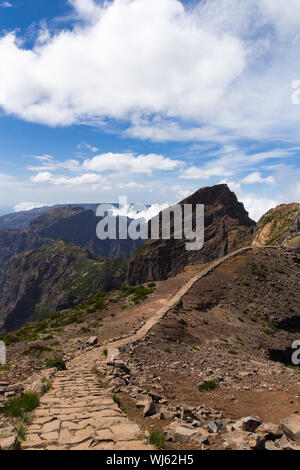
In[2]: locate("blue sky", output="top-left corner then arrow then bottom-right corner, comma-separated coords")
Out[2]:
0,0 -> 299,220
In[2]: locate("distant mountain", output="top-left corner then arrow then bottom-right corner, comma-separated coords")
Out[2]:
0,205 -> 143,296
253,203 -> 300,249
0,203 -> 116,231
128,184 -> 256,283
0,240 -> 127,332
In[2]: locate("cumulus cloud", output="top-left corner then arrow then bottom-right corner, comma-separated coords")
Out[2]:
31,171 -> 106,186
0,0 -> 300,145
82,152 -> 183,174
180,165 -> 232,180
14,202 -> 47,212
219,179 -> 279,221
241,172 -> 275,185
0,2 -> 13,7
0,0 -> 245,130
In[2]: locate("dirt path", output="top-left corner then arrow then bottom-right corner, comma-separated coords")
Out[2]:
23,246 -> 276,450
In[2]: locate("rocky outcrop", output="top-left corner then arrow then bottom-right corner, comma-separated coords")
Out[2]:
0,240 -> 127,332
128,184 -> 256,283
253,203 -> 300,249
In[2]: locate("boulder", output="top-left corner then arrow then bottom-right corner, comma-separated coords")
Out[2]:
207,420 -> 218,434
256,423 -> 283,441
224,430 -> 265,450
87,336 -> 98,346
24,375 -> 47,396
233,416 -> 262,433
143,400 -> 157,418
0,435 -> 17,450
280,414 -> 300,443
136,394 -> 152,408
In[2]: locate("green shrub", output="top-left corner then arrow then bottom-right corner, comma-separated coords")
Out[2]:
15,421 -> 27,441
164,347 -> 172,353
228,350 -> 238,355
103,349 -> 108,357
24,345 -> 52,356
251,269 -> 265,278
241,281 -> 250,287
43,335 -> 54,340
112,395 -> 121,407
42,377 -> 53,391
80,327 -> 91,333
146,430 -> 165,449
1,393 -> 39,418
45,357 -> 66,371
198,380 -> 219,392
147,282 -> 156,288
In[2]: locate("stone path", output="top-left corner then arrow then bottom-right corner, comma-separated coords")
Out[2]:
22,352 -> 151,450
22,246 -> 280,450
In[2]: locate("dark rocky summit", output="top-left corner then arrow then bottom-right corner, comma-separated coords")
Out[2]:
128,184 -> 256,283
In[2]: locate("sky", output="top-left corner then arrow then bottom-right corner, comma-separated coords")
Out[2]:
0,0 -> 299,221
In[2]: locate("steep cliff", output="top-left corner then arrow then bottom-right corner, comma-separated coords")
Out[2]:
253,203 -> 300,249
0,240 -> 127,332
128,184 -> 256,283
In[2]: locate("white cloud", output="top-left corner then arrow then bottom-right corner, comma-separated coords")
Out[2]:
76,142 -> 99,152
0,0 -> 245,129
14,202 -> 47,212
113,202 -> 170,222
31,171 -> 105,186
0,0 -> 300,147
82,152 -> 183,174
0,2 -> 13,7
220,179 -> 279,221
241,172 -> 275,184
180,165 -> 232,180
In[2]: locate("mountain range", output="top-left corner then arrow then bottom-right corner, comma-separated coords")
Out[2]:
0,184 -> 299,333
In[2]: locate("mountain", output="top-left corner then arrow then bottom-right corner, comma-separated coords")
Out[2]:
128,184 -> 256,283
0,204 -> 112,231
0,240 -> 127,332
253,203 -> 300,249
0,205 -> 142,295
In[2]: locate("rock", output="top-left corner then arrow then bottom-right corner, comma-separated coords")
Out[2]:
233,416 -> 262,433
174,425 -> 198,440
24,376 -> 47,396
265,441 -> 281,451
166,422 -> 209,444
207,421 -> 218,434
87,336 -> 98,346
144,400 -> 157,418
280,414 -> 300,443
248,433 -> 266,450
256,423 -> 283,441
136,394 -> 152,408
275,434 -> 300,450
0,435 -> 17,450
